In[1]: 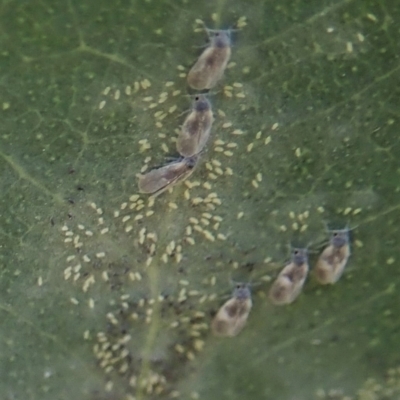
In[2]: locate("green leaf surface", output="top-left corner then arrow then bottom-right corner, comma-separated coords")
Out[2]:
1,0 -> 400,399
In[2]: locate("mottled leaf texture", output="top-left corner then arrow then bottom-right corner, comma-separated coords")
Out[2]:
1,0 -> 400,399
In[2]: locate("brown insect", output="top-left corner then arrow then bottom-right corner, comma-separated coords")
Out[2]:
315,228 -> 351,284
269,248 -> 309,305
211,283 -> 252,337
137,155 -> 199,196
176,94 -> 214,157
187,29 -> 232,90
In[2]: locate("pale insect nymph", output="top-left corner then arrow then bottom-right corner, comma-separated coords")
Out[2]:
187,29 -> 232,90
269,248 -> 309,305
315,228 -> 351,284
211,282 -> 252,337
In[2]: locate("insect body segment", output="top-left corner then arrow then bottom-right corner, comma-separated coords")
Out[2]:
177,94 -> 214,157
212,283 -> 252,337
187,29 -> 232,90
315,228 -> 351,284
269,248 -> 309,305
137,155 -> 199,196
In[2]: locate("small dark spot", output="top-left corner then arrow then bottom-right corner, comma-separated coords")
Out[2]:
106,323 -> 114,332
243,246 -> 257,255
50,217 -> 55,226
68,199 -> 75,204
330,334 -> 340,342
67,213 -> 73,219
242,261 -> 255,272
77,185 -> 84,191
68,168 -> 75,174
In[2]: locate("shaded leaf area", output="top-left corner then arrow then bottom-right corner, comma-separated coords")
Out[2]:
0,0 -> 400,399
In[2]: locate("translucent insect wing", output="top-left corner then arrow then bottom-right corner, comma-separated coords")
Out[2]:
269,274 -> 293,305
177,95 -> 213,157
138,167 -> 170,194
138,157 -> 197,195
269,257 -> 309,305
212,298 -> 252,337
315,231 -> 351,284
212,285 -> 252,337
187,30 -> 232,90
